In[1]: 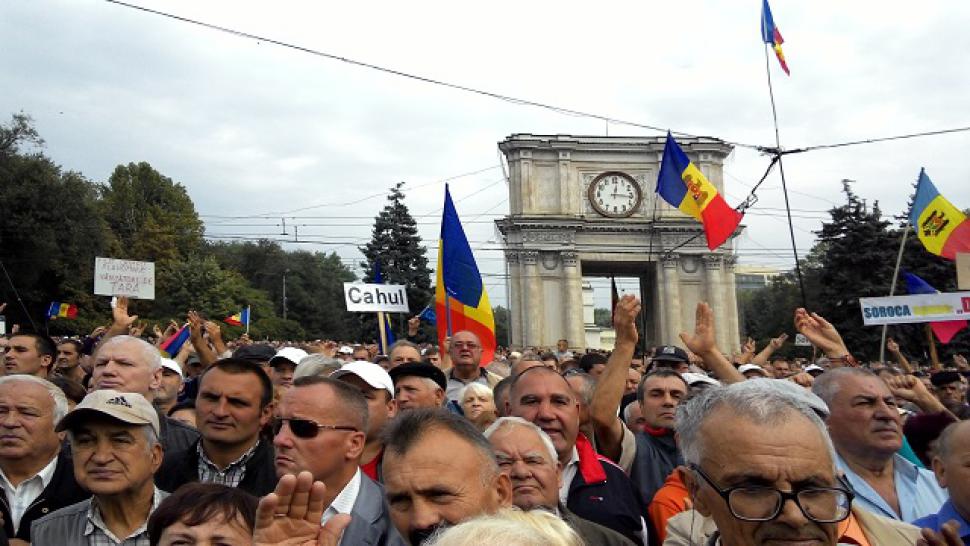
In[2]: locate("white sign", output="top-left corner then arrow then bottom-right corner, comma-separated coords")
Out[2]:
859,292 -> 970,326
343,283 -> 409,313
794,334 -> 811,347
94,257 -> 156,299
958,252 -> 970,290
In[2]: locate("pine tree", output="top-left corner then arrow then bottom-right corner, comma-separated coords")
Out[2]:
359,182 -> 434,339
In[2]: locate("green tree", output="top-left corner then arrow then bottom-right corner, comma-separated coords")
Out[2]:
593,308 -> 612,328
359,182 -> 434,336
493,305 -> 510,347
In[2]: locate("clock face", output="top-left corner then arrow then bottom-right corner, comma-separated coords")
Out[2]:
588,172 -> 642,218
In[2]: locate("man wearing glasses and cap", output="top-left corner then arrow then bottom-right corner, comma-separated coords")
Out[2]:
273,375 -> 403,545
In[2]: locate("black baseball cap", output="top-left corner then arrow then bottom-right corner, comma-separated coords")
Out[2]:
232,344 -> 277,363
930,371 -> 962,387
389,362 -> 447,391
653,345 -> 689,363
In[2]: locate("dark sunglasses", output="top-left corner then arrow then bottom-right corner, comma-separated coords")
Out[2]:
272,418 -> 358,439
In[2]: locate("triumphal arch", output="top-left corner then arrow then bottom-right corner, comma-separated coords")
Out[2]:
496,133 -> 742,352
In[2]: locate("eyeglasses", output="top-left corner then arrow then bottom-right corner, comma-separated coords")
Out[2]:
272,418 -> 358,439
690,465 -> 853,523
451,342 -> 480,350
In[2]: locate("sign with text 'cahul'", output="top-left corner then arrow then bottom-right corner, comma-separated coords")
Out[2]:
859,292 -> 970,326
94,257 -> 156,300
343,283 -> 409,313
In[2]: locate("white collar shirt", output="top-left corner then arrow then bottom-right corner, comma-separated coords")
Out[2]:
0,454 -> 57,532
322,469 -> 362,525
557,447 -> 580,505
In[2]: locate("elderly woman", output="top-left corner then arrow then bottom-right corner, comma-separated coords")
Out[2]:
459,382 -> 497,431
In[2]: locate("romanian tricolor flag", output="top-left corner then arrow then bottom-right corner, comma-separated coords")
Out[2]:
435,185 -> 496,365
909,169 -> 970,260
656,133 -> 743,250
761,0 -> 790,76
160,325 -> 190,357
373,261 -> 396,355
47,302 -> 78,320
224,308 -> 250,327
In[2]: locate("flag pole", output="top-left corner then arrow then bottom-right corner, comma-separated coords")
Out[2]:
880,224 -> 911,364
245,305 -> 251,335
763,43 -> 807,309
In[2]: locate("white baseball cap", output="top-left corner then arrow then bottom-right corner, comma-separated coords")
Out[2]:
738,364 -> 769,377
682,372 -> 720,387
331,361 -> 395,399
270,347 -> 309,367
160,358 -> 183,379
337,345 -> 354,355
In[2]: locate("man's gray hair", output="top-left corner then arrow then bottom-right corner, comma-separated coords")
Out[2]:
622,402 -> 639,424
518,352 -> 542,364
935,420 -> 970,460
294,354 -> 342,379
483,416 -> 557,465
97,335 -> 161,371
676,381 -> 838,472
0,375 -> 69,425
389,340 -> 419,356
565,371 -> 596,406
811,367 -> 878,407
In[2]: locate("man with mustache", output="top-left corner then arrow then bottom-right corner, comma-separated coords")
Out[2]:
273,375 -> 402,545
381,408 -> 512,545
813,367 -> 947,522
484,416 -> 635,546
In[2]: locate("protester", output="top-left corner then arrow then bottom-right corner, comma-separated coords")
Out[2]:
914,420 -> 970,542
90,335 -> 200,455
459,382 -> 497,432
274,376 -> 402,545
493,376 -> 513,418
388,341 -> 422,369
55,339 -> 87,383
426,508 -> 583,546
649,345 -> 690,374
509,352 -> 545,377
813,367 -> 947,522
49,375 -> 87,409
156,358 -> 277,497
32,390 -> 167,545
578,352 -> 608,378
381,408 -> 512,545
147,482 -> 257,546
389,362 -> 448,411
738,363 -> 770,379
293,354 -> 343,380
268,347 -> 308,393
561,369 -> 598,448
444,331 -> 502,401
168,399 -> 197,428
508,365 -> 645,544
0,376 -> 89,542
484,417 -> 635,545
153,358 -> 183,416
331,360 -> 398,481
931,370 -> 970,419
3,333 -> 55,377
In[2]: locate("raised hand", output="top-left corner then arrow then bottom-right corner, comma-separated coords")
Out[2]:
187,311 -> 204,340
680,302 -> 719,358
129,321 -> 147,338
794,308 -> 849,358
204,320 -> 223,341
408,316 -> 420,336
769,333 -> 789,350
887,337 -> 901,354
110,296 -> 138,333
254,471 -> 351,546
954,354 -> 969,370
613,294 -> 641,346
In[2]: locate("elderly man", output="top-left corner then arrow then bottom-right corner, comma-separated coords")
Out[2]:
4,333 -> 55,377
0,376 -> 89,543
671,380 -> 920,546
389,362 -> 448,411
90,335 -> 199,455
444,331 -> 501,402
55,339 -> 87,383
931,370 -> 970,419
381,408 -> 512,545
31,390 -> 167,545
331,361 -> 398,481
914,420 -> 970,541
813,367 -> 947,522
509,365 -> 645,544
156,358 -> 277,497
274,376 -> 402,545
484,417 -> 635,546
387,341 -> 422,369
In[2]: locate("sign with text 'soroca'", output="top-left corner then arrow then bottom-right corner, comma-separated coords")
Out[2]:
94,258 -> 156,300
343,283 -> 409,313
859,292 -> 970,326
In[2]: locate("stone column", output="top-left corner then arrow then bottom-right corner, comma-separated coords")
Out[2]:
660,254 -> 682,344
724,255 -> 741,352
521,251 -> 542,347
505,250 -> 523,348
703,254 -> 728,351
561,251 -> 585,350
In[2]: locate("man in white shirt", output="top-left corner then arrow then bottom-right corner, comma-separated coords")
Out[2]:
0,375 -> 89,543
273,376 -> 403,545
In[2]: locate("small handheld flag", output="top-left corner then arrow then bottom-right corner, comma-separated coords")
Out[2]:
47,302 -> 78,320
160,325 -> 190,357
224,308 -> 250,327
418,305 -> 436,325
761,0 -> 790,75
909,169 -> 970,260
902,270 -> 967,344
656,133 -> 743,250
373,260 -> 396,355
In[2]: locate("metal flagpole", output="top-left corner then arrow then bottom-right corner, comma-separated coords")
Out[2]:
763,43 -> 807,309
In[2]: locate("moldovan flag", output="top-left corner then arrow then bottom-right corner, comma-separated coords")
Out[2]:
909,169 -> 970,260
761,0 -> 790,75
656,133 -> 743,250
47,302 -> 78,320
435,184 -> 496,365
902,270 -> 967,344
224,308 -> 250,327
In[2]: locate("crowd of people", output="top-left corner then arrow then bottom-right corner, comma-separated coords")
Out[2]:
0,293 -> 968,545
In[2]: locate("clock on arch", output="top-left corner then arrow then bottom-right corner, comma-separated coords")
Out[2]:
587,171 -> 642,218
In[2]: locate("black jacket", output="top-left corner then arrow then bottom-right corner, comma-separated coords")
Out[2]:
0,450 -> 90,541
566,434 -> 646,546
155,438 -> 278,497
562,504 -> 637,546
159,412 -> 200,455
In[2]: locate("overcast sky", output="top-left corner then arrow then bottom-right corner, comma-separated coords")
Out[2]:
4,0 -> 969,309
